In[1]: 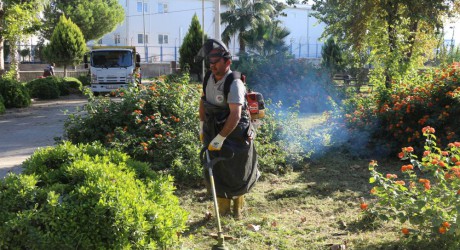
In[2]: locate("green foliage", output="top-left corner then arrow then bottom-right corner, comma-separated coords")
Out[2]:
242,20 -> 290,57
44,15 -> 87,70
321,37 -> 344,75
77,74 -> 90,86
221,0 -> 283,54
27,76 -> 81,99
309,0 -> 457,88
0,141 -> 187,249
18,48 -> 30,62
62,76 -> 83,93
367,128 -> 460,247
0,94 -> 5,114
27,78 -> 60,99
336,63 -> 460,155
64,74 -> 204,184
41,0 -> 125,41
0,78 -> 31,108
179,14 -> 207,78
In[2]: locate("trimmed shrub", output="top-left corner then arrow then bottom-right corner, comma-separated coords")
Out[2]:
27,77 -> 60,99
77,74 -> 90,86
0,141 -> 188,249
0,78 -> 31,108
62,77 -> 82,93
0,94 -> 5,114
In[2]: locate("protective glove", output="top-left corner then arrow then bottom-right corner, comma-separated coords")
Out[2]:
199,121 -> 204,143
208,134 -> 226,151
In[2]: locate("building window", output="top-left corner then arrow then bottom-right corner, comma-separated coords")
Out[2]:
158,34 -> 168,44
138,34 -> 143,44
137,1 -> 148,12
114,34 -> 121,44
138,34 -> 148,44
158,3 -> 168,13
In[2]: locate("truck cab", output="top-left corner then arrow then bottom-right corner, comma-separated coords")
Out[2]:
84,46 -> 141,94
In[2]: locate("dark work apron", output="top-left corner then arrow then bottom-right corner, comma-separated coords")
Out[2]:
202,98 -> 259,198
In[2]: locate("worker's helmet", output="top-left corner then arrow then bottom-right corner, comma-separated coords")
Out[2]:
195,39 -> 231,63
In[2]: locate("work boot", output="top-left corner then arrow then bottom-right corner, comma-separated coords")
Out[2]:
217,197 -> 231,216
232,195 -> 244,220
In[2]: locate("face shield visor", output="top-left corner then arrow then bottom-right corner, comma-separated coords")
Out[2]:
195,39 -> 231,63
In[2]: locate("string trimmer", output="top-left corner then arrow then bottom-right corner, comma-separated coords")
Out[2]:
201,147 -> 234,250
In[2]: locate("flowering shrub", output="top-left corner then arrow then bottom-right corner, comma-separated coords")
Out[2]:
64,74 -> 203,184
367,126 -> 460,246
337,63 -> 460,155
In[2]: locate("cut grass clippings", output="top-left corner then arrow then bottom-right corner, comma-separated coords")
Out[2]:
176,151 -> 407,250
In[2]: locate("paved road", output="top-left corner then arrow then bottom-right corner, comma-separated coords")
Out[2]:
0,95 -> 87,178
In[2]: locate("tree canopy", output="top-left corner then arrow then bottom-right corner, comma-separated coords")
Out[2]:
45,15 -> 86,76
221,0 -> 285,54
0,0 -> 45,78
41,0 -> 125,42
291,0 -> 460,87
179,14 -> 207,80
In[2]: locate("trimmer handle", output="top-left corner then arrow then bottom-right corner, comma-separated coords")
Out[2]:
200,146 -> 234,170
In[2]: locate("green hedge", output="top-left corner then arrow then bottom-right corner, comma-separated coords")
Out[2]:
0,78 -> 31,108
27,77 -> 83,100
0,94 -> 5,114
0,141 -> 187,249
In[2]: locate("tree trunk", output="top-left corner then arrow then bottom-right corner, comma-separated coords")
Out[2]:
0,1 -> 5,75
9,41 -> 19,81
64,65 -> 67,77
405,20 -> 418,62
384,1 -> 398,89
239,34 -> 245,55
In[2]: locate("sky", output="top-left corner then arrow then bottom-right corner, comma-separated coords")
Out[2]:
445,18 -> 460,46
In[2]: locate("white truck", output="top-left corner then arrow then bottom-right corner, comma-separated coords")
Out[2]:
84,46 -> 141,94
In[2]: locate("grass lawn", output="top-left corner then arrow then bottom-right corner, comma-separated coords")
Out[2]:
176,113 -> 408,250
177,153 -> 405,250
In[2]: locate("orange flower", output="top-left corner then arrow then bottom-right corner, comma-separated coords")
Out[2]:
395,180 -> 406,186
422,126 -> 435,134
401,228 -> 410,235
360,203 -> 368,210
439,226 -> 447,234
386,174 -> 398,179
423,151 -> 431,156
403,147 -> 414,153
442,222 -> 451,228
401,164 -> 414,172
370,187 -> 376,194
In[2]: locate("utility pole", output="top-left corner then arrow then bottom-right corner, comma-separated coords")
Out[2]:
215,0 -> 221,40
142,0 -> 147,62
202,0 -> 205,79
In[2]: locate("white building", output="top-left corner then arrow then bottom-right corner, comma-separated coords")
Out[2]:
88,0 -> 327,63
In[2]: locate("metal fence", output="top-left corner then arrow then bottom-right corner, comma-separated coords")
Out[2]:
139,43 -> 325,63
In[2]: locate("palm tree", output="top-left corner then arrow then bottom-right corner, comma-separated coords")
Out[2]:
221,0 -> 278,55
242,20 -> 290,56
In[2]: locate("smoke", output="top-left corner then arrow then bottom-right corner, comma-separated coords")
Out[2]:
261,72 -> 377,163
